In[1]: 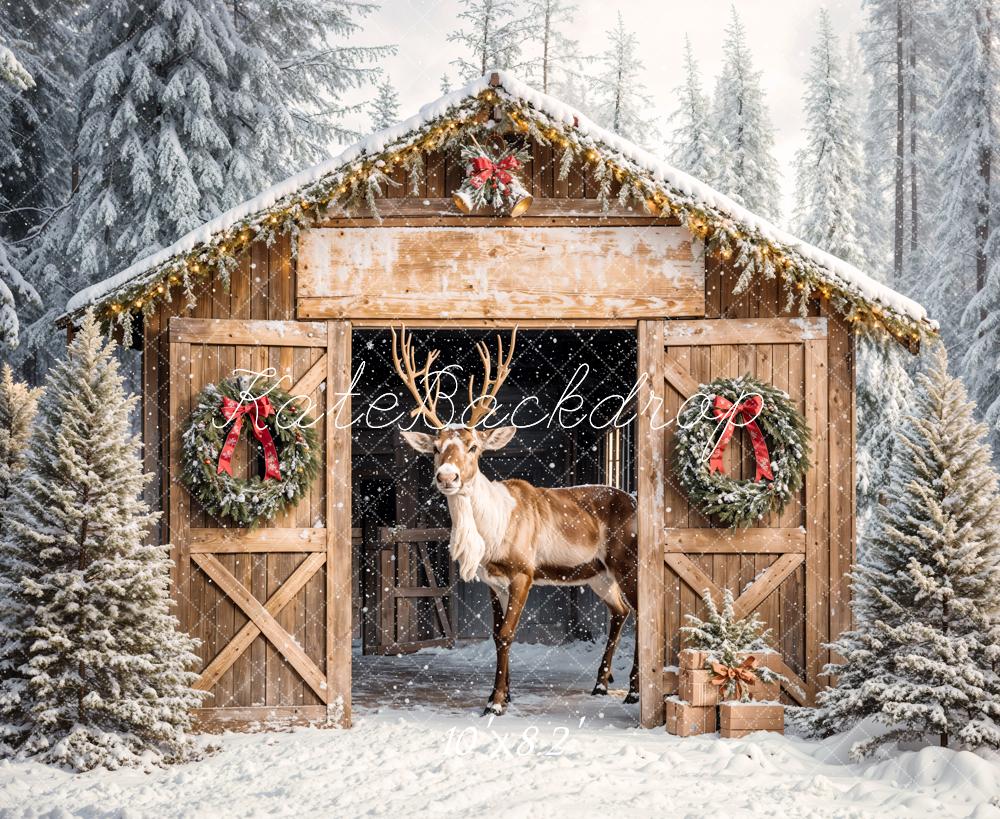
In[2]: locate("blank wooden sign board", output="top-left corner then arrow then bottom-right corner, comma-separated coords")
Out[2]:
296,226 -> 705,321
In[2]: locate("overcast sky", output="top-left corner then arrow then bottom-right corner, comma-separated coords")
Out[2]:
345,0 -> 866,219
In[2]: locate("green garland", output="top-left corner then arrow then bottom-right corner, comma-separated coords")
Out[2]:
181,377 -> 320,527
672,375 -> 810,527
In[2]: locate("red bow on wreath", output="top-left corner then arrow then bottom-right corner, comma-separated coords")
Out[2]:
217,395 -> 281,480
709,394 -> 774,482
468,155 -> 520,190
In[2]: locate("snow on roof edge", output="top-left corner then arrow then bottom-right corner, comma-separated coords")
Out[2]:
66,70 -> 930,329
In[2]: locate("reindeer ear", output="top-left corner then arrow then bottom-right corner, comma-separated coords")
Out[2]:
481,425 -> 516,451
400,429 -> 436,453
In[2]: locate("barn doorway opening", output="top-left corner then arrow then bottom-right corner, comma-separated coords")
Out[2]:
350,327 -> 639,722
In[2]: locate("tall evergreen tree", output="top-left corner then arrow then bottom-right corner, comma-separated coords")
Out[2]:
927,0 -> 1000,454
0,313 -> 202,770
792,10 -> 864,265
593,12 -> 654,144
858,0 -> 944,289
232,0 -> 391,158
0,363 -> 39,537
848,39 -> 892,279
448,0 -> 529,77
369,75 -> 400,131
522,0 -> 581,94
805,346 -> 1000,757
0,1 -> 80,356
855,337 -> 914,545
67,0 -> 389,285
711,5 -> 782,220
669,36 -> 718,184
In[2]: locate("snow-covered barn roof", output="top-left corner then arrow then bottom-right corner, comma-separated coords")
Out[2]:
65,71 -> 934,344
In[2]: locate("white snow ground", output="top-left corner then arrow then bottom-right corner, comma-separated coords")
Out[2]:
1,639 -> 998,818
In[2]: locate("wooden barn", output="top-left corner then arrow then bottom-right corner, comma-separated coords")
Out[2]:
63,72 -> 934,731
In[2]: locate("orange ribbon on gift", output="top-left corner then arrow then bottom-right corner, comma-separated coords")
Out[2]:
710,656 -> 759,701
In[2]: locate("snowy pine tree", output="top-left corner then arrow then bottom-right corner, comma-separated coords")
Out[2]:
806,345 -> 1000,757
233,0 -> 391,157
926,0 -> 1000,455
712,5 -> 782,220
668,36 -> 718,185
681,589 -> 774,658
522,0 -> 582,94
849,39 -> 892,279
369,75 -> 400,131
858,0 -> 945,290
0,363 -> 39,536
593,13 -> 654,144
791,10 -> 864,265
855,337 -> 914,546
448,0 -> 529,76
68,0 -> 388,283
69,0 -> 282,280
0,313 -> 202,770
0,1 -> 79,355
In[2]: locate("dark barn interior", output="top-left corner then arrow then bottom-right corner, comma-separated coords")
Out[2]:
349,328 -> 637,663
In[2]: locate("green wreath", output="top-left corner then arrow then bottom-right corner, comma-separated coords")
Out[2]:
181,376 -> 320,527
672,375 -> 810,528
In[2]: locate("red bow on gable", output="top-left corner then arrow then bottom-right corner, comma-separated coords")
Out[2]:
217,395 -> 281,480
468,155 -> 520,190
709,394 -> 774,482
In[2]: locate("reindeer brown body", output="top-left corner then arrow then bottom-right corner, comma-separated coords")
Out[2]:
392,328 -> 640,715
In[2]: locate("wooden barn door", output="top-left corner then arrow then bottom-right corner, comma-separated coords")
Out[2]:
636,317 -> 827,728
363,527 -> 455,655
167,317 -> 352,727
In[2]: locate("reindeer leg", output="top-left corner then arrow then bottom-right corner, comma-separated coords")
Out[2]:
488,586 -> 511,703
485,573 -> 531,716
624,638 -> 640,704
587,575 -> 630,696
593,608 -> 627,695
618,565 -> 640,705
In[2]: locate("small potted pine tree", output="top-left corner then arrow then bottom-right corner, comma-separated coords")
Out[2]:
682,589 -> 790,736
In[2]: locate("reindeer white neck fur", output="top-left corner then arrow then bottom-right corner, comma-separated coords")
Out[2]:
449,464 -> 518,581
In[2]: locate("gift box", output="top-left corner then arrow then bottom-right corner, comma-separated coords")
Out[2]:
663,667 -> 679,697
665,698 -> 717,737
678,669 -> 720,706
719,701 -> 784,738
678,649 -> 715,670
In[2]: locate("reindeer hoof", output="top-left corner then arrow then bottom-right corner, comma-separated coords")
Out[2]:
591,683 -> 608,696
483,701 -> 506,717
623,691 -> 639,704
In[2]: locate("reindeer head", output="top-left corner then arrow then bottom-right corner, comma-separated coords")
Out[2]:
392,326 -> 518,496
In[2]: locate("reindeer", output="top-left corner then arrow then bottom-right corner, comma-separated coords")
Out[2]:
391,326 -> 640,716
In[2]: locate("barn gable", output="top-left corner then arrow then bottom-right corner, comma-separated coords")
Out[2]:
65,71 -> 931,345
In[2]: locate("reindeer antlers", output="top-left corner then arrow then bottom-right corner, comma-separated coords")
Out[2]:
390,326 -> 518,429
467,327 -> 517,427
391,326 -> 445,429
